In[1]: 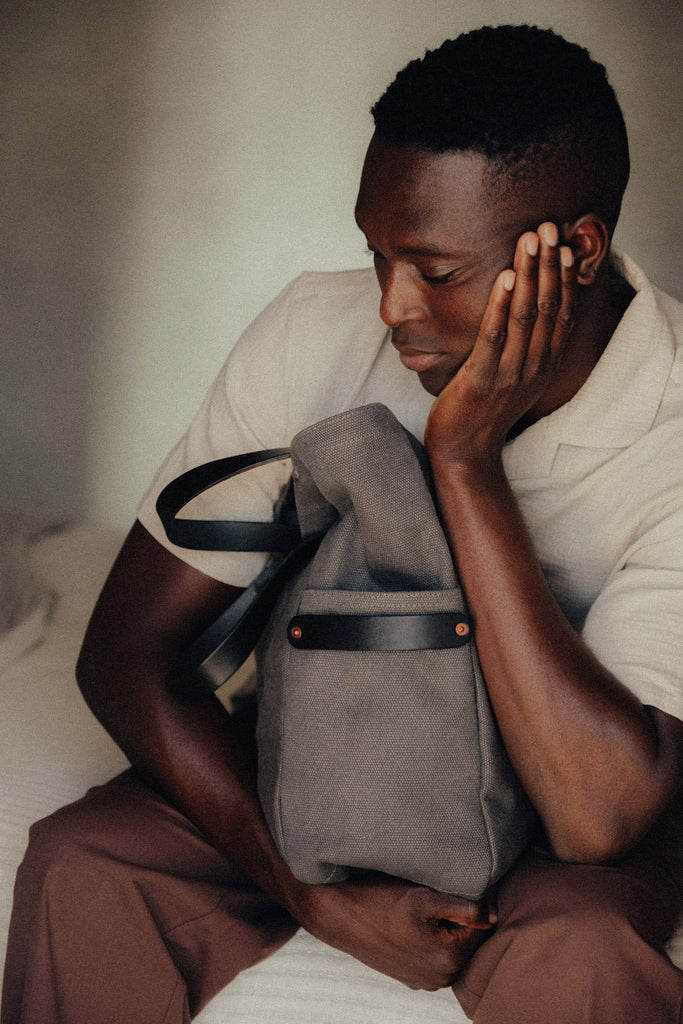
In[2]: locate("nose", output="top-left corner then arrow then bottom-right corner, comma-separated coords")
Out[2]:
378,265 -> 428,328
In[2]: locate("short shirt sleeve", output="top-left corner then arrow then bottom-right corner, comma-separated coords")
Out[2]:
136,269 -> 392,586
137,276 -> 304,586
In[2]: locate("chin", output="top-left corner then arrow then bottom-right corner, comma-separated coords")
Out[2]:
418,367 -> 455,397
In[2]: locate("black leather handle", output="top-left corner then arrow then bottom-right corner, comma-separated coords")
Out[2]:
168,535 -> 322,697
156,448 -> 301,552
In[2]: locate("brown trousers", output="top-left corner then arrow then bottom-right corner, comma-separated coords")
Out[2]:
2,769 -> 682,1024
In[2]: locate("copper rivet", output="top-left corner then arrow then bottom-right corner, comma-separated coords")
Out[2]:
290,626 -> 302,640
455,622 -> 469,637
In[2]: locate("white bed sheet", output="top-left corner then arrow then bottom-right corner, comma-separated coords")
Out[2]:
0,527 -> 680,1023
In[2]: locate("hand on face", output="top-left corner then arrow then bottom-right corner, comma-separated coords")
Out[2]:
424,223 -> 577,464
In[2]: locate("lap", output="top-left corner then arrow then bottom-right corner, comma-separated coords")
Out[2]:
454,795 -> 683,1023
9,769 -> 298,1021
27,770 -> 683,953
21,770 -> 683,1022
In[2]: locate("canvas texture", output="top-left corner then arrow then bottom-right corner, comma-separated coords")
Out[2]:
256,404 -> 535,900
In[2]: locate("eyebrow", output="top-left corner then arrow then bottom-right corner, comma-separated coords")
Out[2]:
355,217 -> 478,262
394,243 -> 475,259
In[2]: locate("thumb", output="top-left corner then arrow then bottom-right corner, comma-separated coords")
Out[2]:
434,896 -> 497,930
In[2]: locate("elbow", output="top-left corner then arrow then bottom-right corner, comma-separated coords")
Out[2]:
550,711 -> 683,865
549,803 -> 676,866
547,781 -> 682,867
76,621 -> 174,721
548,824 -> 635,866
75,635 -> 108,715
75,626 -> 138,717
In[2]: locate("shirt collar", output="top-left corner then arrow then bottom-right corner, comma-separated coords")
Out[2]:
503,250 -> 677,481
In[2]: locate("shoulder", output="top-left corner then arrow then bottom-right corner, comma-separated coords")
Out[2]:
226,267 -> 387,401
286,267 -> 380,299
230,268 -> 382,360
281,268 -> 382,323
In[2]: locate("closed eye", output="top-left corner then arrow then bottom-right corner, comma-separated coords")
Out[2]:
421,267 -> 466,286
421,268 -> 460,285
365,245 -> 469,287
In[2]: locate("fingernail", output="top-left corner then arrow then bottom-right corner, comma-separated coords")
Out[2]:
525,234 -> 539,257
560,246 -> 574,268
502,270 -> 516,291
540,223 -> 558,247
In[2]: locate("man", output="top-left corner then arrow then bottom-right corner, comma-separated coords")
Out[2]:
3,24 -> 682,1024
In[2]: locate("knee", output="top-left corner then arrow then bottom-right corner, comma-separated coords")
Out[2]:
531,888 -> 634,959
21,806 -> 72,872
16,802 -> 109,905
499,855 -> 668,952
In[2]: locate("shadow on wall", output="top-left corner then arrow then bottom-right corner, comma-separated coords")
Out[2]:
0,1 -> 153,524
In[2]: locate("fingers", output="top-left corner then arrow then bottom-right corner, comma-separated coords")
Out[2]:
533,222 -> 576,365
473,222 -> 577,385
428,898 -> 496,932
507,222 -> 566,375
523,223 -> 560,372
468,269 -> 517,385
553,243 -> 577,357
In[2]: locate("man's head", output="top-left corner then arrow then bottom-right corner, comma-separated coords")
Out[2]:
370,25 -> 629,237
355,25 -> 629,396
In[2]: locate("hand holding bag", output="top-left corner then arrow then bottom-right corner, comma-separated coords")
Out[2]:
157,403 -> 535,899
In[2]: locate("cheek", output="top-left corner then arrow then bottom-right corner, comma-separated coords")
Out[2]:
432,287 -> 491,343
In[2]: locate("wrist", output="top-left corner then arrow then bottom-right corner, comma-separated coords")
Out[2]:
275,875 -> 345,939
428,447 -> 506,489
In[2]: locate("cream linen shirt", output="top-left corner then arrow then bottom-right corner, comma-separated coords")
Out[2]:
138,251 -> 683,719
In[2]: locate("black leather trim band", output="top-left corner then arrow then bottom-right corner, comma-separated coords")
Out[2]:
287,612 -> 472,651
156,448 -> 300,552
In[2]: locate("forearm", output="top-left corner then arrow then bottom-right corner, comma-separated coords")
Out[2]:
76,648 -> 309,911
74,519 -> 311,912
431,453 -> 681,861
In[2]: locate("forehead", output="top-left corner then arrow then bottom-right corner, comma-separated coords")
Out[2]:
355,137 -> 523,253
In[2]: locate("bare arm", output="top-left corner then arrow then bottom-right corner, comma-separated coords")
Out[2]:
76,521 -> 293,899
424,226 -> 683,863
76,520 -> 495,989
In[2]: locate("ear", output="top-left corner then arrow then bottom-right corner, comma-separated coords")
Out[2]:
561,215 -> 610,286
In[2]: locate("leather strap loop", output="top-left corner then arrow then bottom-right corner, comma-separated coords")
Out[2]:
287,612 -> 472,651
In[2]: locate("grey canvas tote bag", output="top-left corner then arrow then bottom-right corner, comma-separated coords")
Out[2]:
157,403 -> 535,899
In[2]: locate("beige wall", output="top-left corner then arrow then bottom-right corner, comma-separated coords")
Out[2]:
2,0 -> 681,529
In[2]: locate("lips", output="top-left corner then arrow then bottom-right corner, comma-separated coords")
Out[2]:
392,339 -> 444,373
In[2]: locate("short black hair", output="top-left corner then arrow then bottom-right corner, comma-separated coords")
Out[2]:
371,25 -> 630,232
